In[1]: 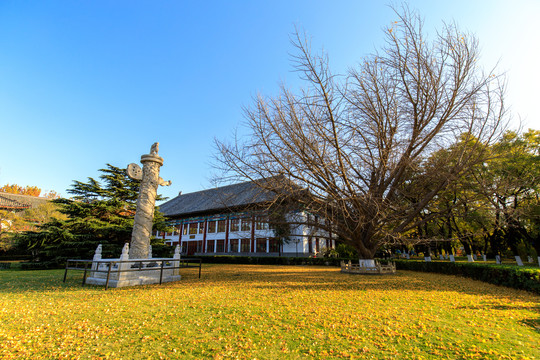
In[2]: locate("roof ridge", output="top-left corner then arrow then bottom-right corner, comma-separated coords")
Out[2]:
0,192 -> 48,200
0,194 -> 31,209
176,176 -> 281,197
159,178 -> 280,217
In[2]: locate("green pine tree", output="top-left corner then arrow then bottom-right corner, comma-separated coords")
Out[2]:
15,164 -> 170,264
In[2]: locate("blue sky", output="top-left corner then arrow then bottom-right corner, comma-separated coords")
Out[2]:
0,0 -> 538,202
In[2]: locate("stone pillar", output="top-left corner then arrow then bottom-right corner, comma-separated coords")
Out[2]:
126,143 -> 171,260
129,153 -> 163,259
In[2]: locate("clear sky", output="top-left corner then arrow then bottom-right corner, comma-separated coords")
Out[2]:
1,0 -> 538,202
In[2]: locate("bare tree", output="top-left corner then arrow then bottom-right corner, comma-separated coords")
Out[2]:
215,6 -> 506,259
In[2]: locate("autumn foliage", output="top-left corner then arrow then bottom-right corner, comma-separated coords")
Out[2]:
0,184 -> 41,197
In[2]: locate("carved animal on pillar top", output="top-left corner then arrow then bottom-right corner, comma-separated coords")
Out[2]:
127,143 -> 171,186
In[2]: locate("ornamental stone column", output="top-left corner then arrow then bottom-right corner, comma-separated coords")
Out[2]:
127,142 -> 171,259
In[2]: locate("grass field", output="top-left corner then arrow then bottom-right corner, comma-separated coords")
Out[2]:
0,264 -> 538,359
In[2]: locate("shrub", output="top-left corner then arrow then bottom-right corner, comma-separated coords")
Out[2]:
151,244 -> 174,258
195,255 -> 349,266
395,260 -> 540,294
335,243 -> 358,258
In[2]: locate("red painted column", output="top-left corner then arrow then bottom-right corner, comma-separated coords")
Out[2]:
250,215 -> 255,253
202,218 -> 208,253
225,216 -> 230,253
179,220 -> 183,248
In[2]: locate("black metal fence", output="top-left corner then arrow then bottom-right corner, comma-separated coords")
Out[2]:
63,258 -> 201,290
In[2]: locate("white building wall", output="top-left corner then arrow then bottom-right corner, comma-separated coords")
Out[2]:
160,210 -> 334,256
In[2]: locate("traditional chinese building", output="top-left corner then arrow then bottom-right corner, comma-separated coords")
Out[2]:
0,193 -> 31,211
0,192 -> 49,232
157,180 -> 334,256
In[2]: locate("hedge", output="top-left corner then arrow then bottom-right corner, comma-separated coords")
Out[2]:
20,261 -> 62,270
0,255 -> 32,261
16,255 -> 351,270
394,259 -> 540,295
196,255 -> 350,266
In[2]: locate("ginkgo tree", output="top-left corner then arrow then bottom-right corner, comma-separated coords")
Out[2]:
216,6 -> 506,260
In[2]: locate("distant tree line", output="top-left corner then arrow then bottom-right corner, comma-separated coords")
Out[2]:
402,129 -> 539,260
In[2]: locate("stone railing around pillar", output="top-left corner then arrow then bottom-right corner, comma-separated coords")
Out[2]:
64,243 -> 199,289
340,259 -> 396,275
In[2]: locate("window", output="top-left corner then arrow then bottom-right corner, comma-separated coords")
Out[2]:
187,241 -> 199,254
198,222 -> 204,234
315,238 -> 320,252
217,220 -> 226,233
216,240 -> 225,252
174,225 -> 181,235
189,223 -> 197,234
241,218 -> 251,232
183,224 -> 188,235
255,216 -> 268,230
230,219 -> 240,232
269,238 -> 280,253
230,239 -> 239,252
256,238 -> 267,253
240,238 -> 250,252
207,221 -> 216,233
206,240 -> 215,253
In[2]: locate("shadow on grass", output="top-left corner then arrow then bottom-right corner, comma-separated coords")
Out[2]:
0,267 -> 207,294
1,265 -> 539,301
521,318 -> 540,333
182,265 -> 540,298
455,303 -> 540,332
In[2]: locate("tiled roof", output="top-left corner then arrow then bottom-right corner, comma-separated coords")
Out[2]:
159,179 -> 280,218
0,192 -> 49,210
0,194 -> 31,210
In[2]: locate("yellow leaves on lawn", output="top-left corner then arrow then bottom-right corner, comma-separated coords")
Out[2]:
0,265 -> 538,359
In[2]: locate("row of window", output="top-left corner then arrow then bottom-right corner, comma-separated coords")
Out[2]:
179,238 -> 281,253
163,217 -> 270,236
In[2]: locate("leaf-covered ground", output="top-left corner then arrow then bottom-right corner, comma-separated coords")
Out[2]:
0,264 -> 538,359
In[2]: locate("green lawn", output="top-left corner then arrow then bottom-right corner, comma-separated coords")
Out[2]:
0,265 -> 538,359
